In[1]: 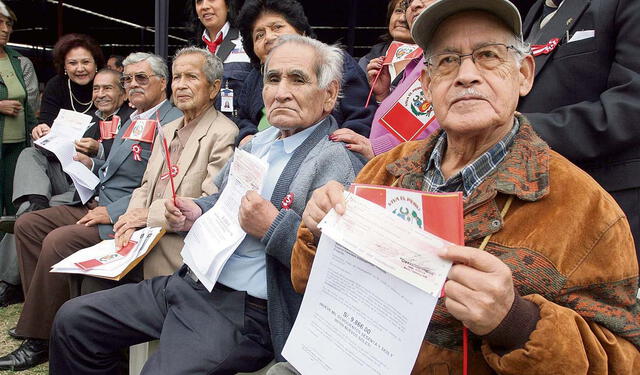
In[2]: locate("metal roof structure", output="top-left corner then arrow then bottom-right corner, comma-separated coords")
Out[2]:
4,0 -> 535,83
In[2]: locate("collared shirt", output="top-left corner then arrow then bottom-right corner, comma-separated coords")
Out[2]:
540,0 -> 565,28
129,99 -> 166,122
151,109 -> 204,200
217,121 -> 323,299
202,22 -> 229,47
423,118 -> 520,197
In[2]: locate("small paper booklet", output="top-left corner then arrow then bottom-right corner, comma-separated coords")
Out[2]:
51,227 -> 165,280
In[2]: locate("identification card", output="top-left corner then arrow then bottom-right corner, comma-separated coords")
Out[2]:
220,88 -> 234,113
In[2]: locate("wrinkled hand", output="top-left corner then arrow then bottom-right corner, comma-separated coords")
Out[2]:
31,123 -> 51,140
366,56 -> 391,102
238,191 -> 279,239
330,128 -> 375,160
77,206 -> 111,227
75,137 -> 100,157
239,134 -> 254,147
73,152 -> 93,169
301,181 -> 346,242
164,197 -> 202,232
0,100 -> 22,116
440,245 -> 515,335
113,208 -> 149,248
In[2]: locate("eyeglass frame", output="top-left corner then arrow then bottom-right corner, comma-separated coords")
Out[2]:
424,43 -> 523,77
399,0 -> 429,11
119,72 -> 161,87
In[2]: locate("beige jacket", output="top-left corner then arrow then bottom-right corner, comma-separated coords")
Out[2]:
126,105 -> 238,278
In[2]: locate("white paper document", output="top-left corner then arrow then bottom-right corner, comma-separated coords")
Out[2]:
34,109 -> 98,203
283,237 -> 440,375
181,149 -> 268,291
51,227 -> 163,279
319,192 -> 452,297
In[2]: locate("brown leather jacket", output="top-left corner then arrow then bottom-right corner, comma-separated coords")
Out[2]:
291,115 -> 640,374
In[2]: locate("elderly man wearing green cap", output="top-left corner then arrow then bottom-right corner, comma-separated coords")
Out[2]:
274,0 -> 640,374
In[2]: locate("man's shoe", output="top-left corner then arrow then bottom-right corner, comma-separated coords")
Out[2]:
0,281 -> 23,307
0,216 -> 16,233
8,327 -> 26,340
0,339 -> 48,370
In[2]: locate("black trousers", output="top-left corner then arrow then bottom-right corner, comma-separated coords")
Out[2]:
50,266 -> 274,375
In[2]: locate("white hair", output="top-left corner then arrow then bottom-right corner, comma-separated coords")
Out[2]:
123,52 -> 168,80
173,46 -> 223,85
0,1 -> 10,19
263,34 -> 344,90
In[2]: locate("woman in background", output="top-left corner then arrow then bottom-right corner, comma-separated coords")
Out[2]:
31,33 -> 104,140
0,0 -> 38,217
188,0 -> 251,119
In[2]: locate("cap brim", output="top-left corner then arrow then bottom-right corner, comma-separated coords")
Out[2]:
411,0 -> 522,51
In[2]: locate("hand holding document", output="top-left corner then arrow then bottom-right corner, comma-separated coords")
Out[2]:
284,189 -> 463,375
34,109 -> 98,203
180,149 -> 268,291
319,192 -> 452,297
51,227 -> 164,280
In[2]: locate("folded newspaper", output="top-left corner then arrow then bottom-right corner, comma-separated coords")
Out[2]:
51,227 -> 165,280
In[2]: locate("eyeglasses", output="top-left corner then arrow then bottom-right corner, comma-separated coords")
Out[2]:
400,0 -> 428,10
119,73 -> 159,86
426,43 -> 519,77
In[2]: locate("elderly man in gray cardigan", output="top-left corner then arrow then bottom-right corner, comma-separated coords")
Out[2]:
49,35 -> 366,374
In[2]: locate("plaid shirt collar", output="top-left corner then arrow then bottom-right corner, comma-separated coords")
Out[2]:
423,118 -> 520,196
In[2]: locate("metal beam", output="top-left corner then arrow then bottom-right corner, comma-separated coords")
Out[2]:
154,0 -> 169,60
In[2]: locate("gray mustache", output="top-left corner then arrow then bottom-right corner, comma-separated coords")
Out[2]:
129,88 -> 145,95
452,88 -> 487,101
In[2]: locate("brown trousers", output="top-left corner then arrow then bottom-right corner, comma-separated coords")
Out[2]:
15,205 -> 101,339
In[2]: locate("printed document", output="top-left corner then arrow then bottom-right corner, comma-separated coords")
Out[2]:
181,149 -> 268,291
34,109 -> 98,203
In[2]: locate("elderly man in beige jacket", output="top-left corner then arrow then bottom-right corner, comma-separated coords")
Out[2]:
76,46 -> 238,294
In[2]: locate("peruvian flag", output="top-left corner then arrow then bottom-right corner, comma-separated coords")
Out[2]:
383,41 -> 423,65
99,115 -> 121,141
122,119 -> 157,144
348,184 -> 464,245
379,78 -> 437,142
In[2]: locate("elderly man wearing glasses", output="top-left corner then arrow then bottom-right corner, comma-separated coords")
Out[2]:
0,52 -> 182,371
274,0 -> 640,374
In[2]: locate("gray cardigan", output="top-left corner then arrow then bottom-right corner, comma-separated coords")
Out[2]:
195,115 -> 365,360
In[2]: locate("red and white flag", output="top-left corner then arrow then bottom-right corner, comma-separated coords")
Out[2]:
379,78 -> 436,142
383,41 -> 423,65
122,119 -> 157,144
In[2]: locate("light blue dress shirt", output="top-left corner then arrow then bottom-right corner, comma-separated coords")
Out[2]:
217,122 -> 322,299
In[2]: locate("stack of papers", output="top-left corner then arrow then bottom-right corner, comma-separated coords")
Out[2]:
283,191 -> 460,375
181,149 -> 268,291
51,227 -> 165,280
34,109 -> 99,203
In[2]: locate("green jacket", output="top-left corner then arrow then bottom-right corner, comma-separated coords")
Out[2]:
0,46 -> 38,156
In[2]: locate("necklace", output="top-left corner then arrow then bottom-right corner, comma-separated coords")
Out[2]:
67,78 -> 92,114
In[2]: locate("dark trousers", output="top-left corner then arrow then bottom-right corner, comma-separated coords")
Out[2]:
0,142 -> 23,216
14,204 -> 100,339
50,266 -> 274,375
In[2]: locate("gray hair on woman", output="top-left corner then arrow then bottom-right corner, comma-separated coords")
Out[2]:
122,52 -> 169,80
263,34 -> 344,90
172,46 -> 223,85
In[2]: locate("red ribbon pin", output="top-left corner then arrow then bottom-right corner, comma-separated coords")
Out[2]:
161,165 -> 179,180
131,143 -> 142,161
281,193 -> 294,210
531,38 -> 560,57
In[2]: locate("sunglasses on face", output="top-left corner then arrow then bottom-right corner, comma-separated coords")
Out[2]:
120,73 -> 159,86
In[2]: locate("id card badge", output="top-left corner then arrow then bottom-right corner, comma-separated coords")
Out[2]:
220,88 -> 234,113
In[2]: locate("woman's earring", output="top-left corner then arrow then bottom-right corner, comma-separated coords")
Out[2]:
64,70 -> 67,75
